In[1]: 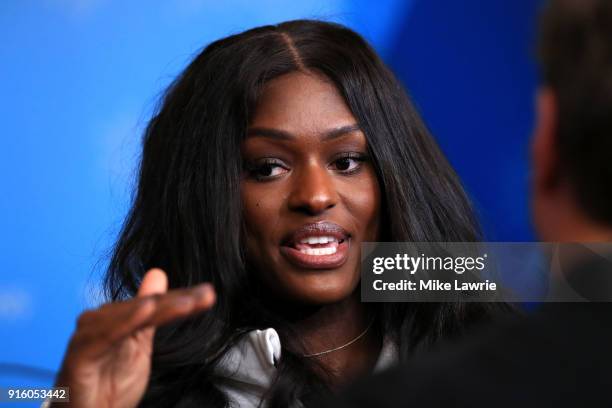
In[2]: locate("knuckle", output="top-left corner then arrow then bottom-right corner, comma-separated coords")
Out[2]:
76,310 -> 97,328
147,293 -> 163,303
98,301 -> 115,311
69,329 -> 96,351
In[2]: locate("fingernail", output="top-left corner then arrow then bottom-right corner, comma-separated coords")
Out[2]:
193,284 -> 212,301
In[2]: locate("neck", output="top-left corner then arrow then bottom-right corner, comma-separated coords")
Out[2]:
559,219 -> 612,242
265,290 -> 382,387
536,186 -> 612,242
543,209 -> 612,242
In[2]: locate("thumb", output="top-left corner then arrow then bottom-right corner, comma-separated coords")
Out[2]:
138,268 -> 168,297
135,268 -> 168,349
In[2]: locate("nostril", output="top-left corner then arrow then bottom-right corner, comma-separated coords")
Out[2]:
303,201 -> 335,216
289,195 -> 336,215
287,166 -> 339,213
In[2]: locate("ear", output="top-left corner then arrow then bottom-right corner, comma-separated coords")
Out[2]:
532,87 -> 559,193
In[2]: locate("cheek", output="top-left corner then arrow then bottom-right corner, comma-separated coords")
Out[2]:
344,171 -> 381,239
241,183 -> 283,248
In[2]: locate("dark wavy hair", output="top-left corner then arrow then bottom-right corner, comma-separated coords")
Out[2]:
105,19 -> 510,407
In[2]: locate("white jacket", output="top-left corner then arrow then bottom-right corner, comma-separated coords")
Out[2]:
214,328 -> 398,408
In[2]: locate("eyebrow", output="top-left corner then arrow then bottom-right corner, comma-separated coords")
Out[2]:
246,124 -> 362,142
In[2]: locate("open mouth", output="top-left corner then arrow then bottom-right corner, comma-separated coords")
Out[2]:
291,235 -> 346,256
280,222 -> 351,269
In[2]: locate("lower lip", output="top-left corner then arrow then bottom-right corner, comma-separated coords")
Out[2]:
280,239 -> 350,270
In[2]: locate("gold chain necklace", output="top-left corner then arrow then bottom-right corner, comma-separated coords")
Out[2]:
302,318 -> 375,358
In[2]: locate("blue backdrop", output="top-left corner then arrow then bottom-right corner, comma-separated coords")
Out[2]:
0,0 -> 541,401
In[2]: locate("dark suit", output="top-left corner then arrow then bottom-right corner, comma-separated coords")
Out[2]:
326,250 -> 612,407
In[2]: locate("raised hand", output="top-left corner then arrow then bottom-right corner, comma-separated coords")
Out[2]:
51,268 -> 216,408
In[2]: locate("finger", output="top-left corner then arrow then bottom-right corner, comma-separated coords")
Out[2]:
75,267 -> 167,331
133,268 -> 169,353
136,267 -> 168,350
138,268 -> 168,297
79,282 -> 213,331
72,283 -> 216,358
144,283 -> 216,328
70,267 -> 168,358
70,297 -> 156,359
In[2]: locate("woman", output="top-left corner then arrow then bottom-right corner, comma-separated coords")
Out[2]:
54,20 -> 510,408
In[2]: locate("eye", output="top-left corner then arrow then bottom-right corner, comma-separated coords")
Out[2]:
330,153 -> 368,174
246,158 -> 289,181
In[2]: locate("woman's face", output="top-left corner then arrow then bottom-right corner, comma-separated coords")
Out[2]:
241,71 -> 381,305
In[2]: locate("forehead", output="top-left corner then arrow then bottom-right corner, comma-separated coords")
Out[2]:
250,71 -> 357,134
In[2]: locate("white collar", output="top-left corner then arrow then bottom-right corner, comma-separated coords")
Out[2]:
214,328 -> 398,408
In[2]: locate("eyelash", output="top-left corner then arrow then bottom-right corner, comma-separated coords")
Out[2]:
330,152 -> 368,174
245,153 -> 369,181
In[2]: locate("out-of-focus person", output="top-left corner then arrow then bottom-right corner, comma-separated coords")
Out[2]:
319,0 -> 612,406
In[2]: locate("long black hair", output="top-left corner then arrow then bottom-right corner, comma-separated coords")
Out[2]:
105,20 -> 510,407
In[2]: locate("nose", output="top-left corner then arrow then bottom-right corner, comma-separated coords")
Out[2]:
288,161 -> 338,215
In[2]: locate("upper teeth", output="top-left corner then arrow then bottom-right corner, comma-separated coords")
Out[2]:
299,236 -> 338,244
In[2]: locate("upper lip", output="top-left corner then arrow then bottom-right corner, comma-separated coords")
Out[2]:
282,221 -> 350,247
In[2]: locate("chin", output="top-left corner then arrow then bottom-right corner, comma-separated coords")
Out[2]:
282,272 -> 359,305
